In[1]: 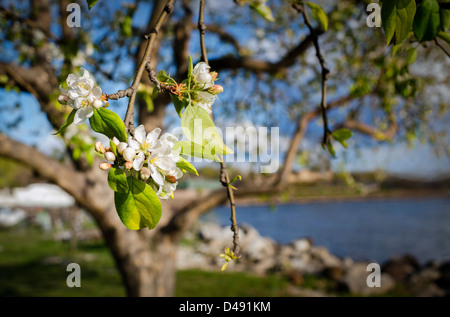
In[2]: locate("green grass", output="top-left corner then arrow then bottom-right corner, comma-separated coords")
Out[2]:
0,227 -> 295,297
176,270 -> 291,297
0,227 -> 413,297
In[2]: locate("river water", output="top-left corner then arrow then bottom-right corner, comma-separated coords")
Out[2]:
205,197 -> 450,265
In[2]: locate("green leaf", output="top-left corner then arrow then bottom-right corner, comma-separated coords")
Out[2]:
331,128 -> 353,148
53,109 -> 76,135
173,141 -> 222,162
413,0 -> 441,42
438,30 -> 450,44
108,167 -> 129,193
86,0 -> 99,10
89,108 -> 127,143
120,15 -> 132,37
176,156 -> 199,175
157,70 -> 170,83
114,176 -> 162,230
229,174 -> 242,184
109,139 -> 118,156
170,94 -> 189,117
181,105 -> 233,155
250,2 -> 275,22
303,2 -> 328,31
441,5 -> 450,31
406,47 -> 418,64
326,141 -> 336,157
381,0 -> 417,45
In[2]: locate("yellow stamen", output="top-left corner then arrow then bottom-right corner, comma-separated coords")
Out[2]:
77,82 -> 89,90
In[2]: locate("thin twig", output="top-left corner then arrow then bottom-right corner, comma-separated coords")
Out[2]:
123,0 -> 174,135
198,0 -> 208,64
435,38 -> 450,58
105,87 -> 134,100
145,62 -> 171,92
294,3 -> 331,146
198,0 -> 240,256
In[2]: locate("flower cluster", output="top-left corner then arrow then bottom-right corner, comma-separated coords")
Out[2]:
97,125 -> 184,200
191,62 -> 223,114
58,68 -> 106,125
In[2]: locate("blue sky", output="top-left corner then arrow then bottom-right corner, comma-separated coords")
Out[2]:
1,0 -> 449,181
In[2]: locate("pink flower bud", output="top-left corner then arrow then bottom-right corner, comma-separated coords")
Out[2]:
94,142 -> 105,154
117,142 -> 128,155
104,151 -> 116,162
57,95 -> 69,105
124,161 -> 133,170
209,85 -> 223,95
140,167 -> 151,180
122,147 -> 136,162
99,162 -> 112,170
210,71 -> 218,80
112,137 -> 120,146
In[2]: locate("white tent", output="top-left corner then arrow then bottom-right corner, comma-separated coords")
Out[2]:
0,183 -> 75,208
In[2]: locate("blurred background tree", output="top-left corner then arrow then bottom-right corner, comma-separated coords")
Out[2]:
0,0 -> 448,296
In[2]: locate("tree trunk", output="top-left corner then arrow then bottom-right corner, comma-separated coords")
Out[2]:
80,167 -> 180,297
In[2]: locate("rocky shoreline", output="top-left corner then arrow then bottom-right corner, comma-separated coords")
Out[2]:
177,222 -> 450,297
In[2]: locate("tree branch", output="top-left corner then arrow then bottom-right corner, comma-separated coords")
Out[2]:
0,62 -> 65,130
198,0 -> 240,256
294,3 -> 330,147
124,0 -> 174,135
208,32 -> 316,74
276,94 -> 356,186
0,133 -> 86,204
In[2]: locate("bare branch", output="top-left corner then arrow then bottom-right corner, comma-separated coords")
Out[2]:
294,3 -> 330,147
208,33 -> 316,74
198,0 -> 240,256
0,133 -> 86,203
124,0 -> 174,135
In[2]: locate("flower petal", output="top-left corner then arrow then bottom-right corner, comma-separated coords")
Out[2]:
91,86 -> 102,100
133,153 -> 145,171
160,133 -> 178,147
149,164 -> 164,186
66,73 -> 79,88
146,128 -> 162,144
128,139 -> 141,151
134,125 -> 146,144
73,107 -> 92,125
193,62 -> 210,75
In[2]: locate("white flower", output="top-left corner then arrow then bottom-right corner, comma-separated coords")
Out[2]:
193,62 -> 213,88
147,151 -> 177,185
128,125 -> 163,171
58,68 -> 104,125
195,90 -> 216,114
119,125 -> 186,199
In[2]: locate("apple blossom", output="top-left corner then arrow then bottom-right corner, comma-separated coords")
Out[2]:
99,162 -> 112,170
104,151 -> 116,162
122,147 -> 136,162
94,141 -> 105,154
58,68 -> 104,125
117,142 -> 128,155
193,62 -> 213,88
